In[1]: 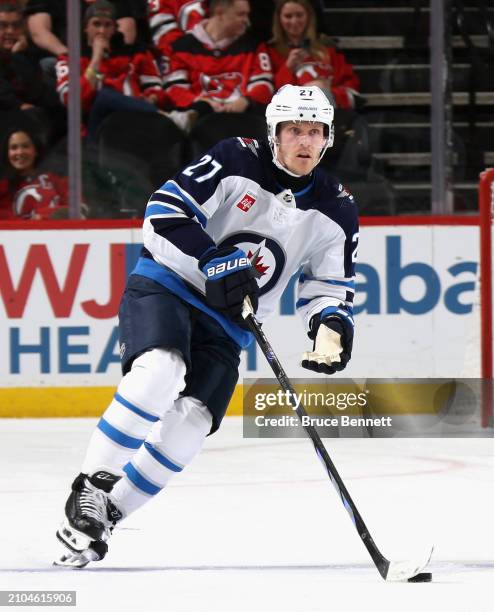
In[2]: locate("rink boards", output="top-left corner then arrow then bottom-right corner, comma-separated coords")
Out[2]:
0,217 -> 482,416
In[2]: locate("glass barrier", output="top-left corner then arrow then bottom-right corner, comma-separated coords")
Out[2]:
322,0 -> 491,214
3,1 -> 492,219
0,1 -> 69,221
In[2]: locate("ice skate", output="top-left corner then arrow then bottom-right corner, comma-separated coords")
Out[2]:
54,471 -> 122,567
53,540 -> 109,569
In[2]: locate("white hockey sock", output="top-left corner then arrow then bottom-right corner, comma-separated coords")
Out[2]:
81,348 -> 186,476
110,396 -> 212,517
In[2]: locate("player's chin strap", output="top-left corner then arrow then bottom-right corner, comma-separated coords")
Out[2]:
271,147 -> 305,177
269,137 -> 328,178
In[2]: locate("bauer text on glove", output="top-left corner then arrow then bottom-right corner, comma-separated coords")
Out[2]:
199,246 -> 259,327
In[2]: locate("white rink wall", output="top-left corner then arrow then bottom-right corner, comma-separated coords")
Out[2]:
260,223 -> 480,379
0,221 -> 480,393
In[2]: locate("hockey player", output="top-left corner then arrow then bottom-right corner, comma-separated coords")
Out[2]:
55,84 -> 358,567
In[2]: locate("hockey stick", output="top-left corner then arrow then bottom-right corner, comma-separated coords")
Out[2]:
242,299 -> 432,581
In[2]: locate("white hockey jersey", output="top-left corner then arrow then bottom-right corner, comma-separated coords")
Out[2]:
132,137 -> 359,348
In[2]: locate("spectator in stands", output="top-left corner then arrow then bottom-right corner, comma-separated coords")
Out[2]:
148,0 -> 207,59
55,0 -> 171,140
24,0 -> 138,62
267,0 -> 360,109
162,0 -> 273,131
0,2 -> 27,53
248,0 -> 322,42
0,2 -> 64,143
0,127 -> 68,219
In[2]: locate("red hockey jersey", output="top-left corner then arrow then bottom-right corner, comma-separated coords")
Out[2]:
0,172 -> 68,220
163,25 -> 273,107
267,45 -> 360,109
56,44 -> 167,114
147,0 -> 207,53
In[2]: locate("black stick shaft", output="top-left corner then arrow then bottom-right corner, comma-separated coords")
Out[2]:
245,313 -> 390,579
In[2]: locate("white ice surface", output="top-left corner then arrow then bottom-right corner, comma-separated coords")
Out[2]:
1,418 -> 493,612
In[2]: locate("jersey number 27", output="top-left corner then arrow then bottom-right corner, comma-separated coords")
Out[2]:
182,155 -> 222,183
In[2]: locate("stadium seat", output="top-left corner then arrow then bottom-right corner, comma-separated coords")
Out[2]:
346,171 -> 397,216
86,147 -> 153,218
189,112 -> 267,157
320,109 -> 372,181
96,111 -> 189,190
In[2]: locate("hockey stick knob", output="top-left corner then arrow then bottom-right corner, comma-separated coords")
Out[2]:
242,295 -> 255,319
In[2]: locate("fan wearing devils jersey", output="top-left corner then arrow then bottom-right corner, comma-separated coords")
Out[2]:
54,85 -> 359,569
55,0 -> 169,133
162,0 -> 273,116
0,128 -> 68,220
147,0 -> 207,56
268,0 -> 360,109
0,172 -> 68,220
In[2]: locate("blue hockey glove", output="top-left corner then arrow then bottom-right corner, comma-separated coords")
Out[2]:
199,246 -> 259,327
301,312 -> 354,375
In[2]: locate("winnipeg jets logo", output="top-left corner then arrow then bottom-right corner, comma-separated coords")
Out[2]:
237,137 -> 259,156
238,137 -> 259,148
247,246 -> 270,278
218,233 -> 286,295
337,184 -> 354,201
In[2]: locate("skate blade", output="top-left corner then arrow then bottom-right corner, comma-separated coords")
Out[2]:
53,548 -> 100,569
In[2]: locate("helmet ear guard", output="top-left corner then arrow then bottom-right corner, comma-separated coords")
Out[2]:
325,123 -> 335,149
266,85 -> 335,176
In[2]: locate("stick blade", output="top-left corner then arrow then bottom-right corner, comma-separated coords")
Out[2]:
385,546 -> 433,582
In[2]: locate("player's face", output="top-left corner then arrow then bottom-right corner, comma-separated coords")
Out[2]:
220,0 -> 250,39
276,121 -> 326,175
279,2 -> 308,41
0,11 -> 23,51
85,16 -> 116,44
7,131 -> 37,175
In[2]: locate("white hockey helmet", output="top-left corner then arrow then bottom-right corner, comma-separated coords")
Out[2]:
265,84 -> 335,176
